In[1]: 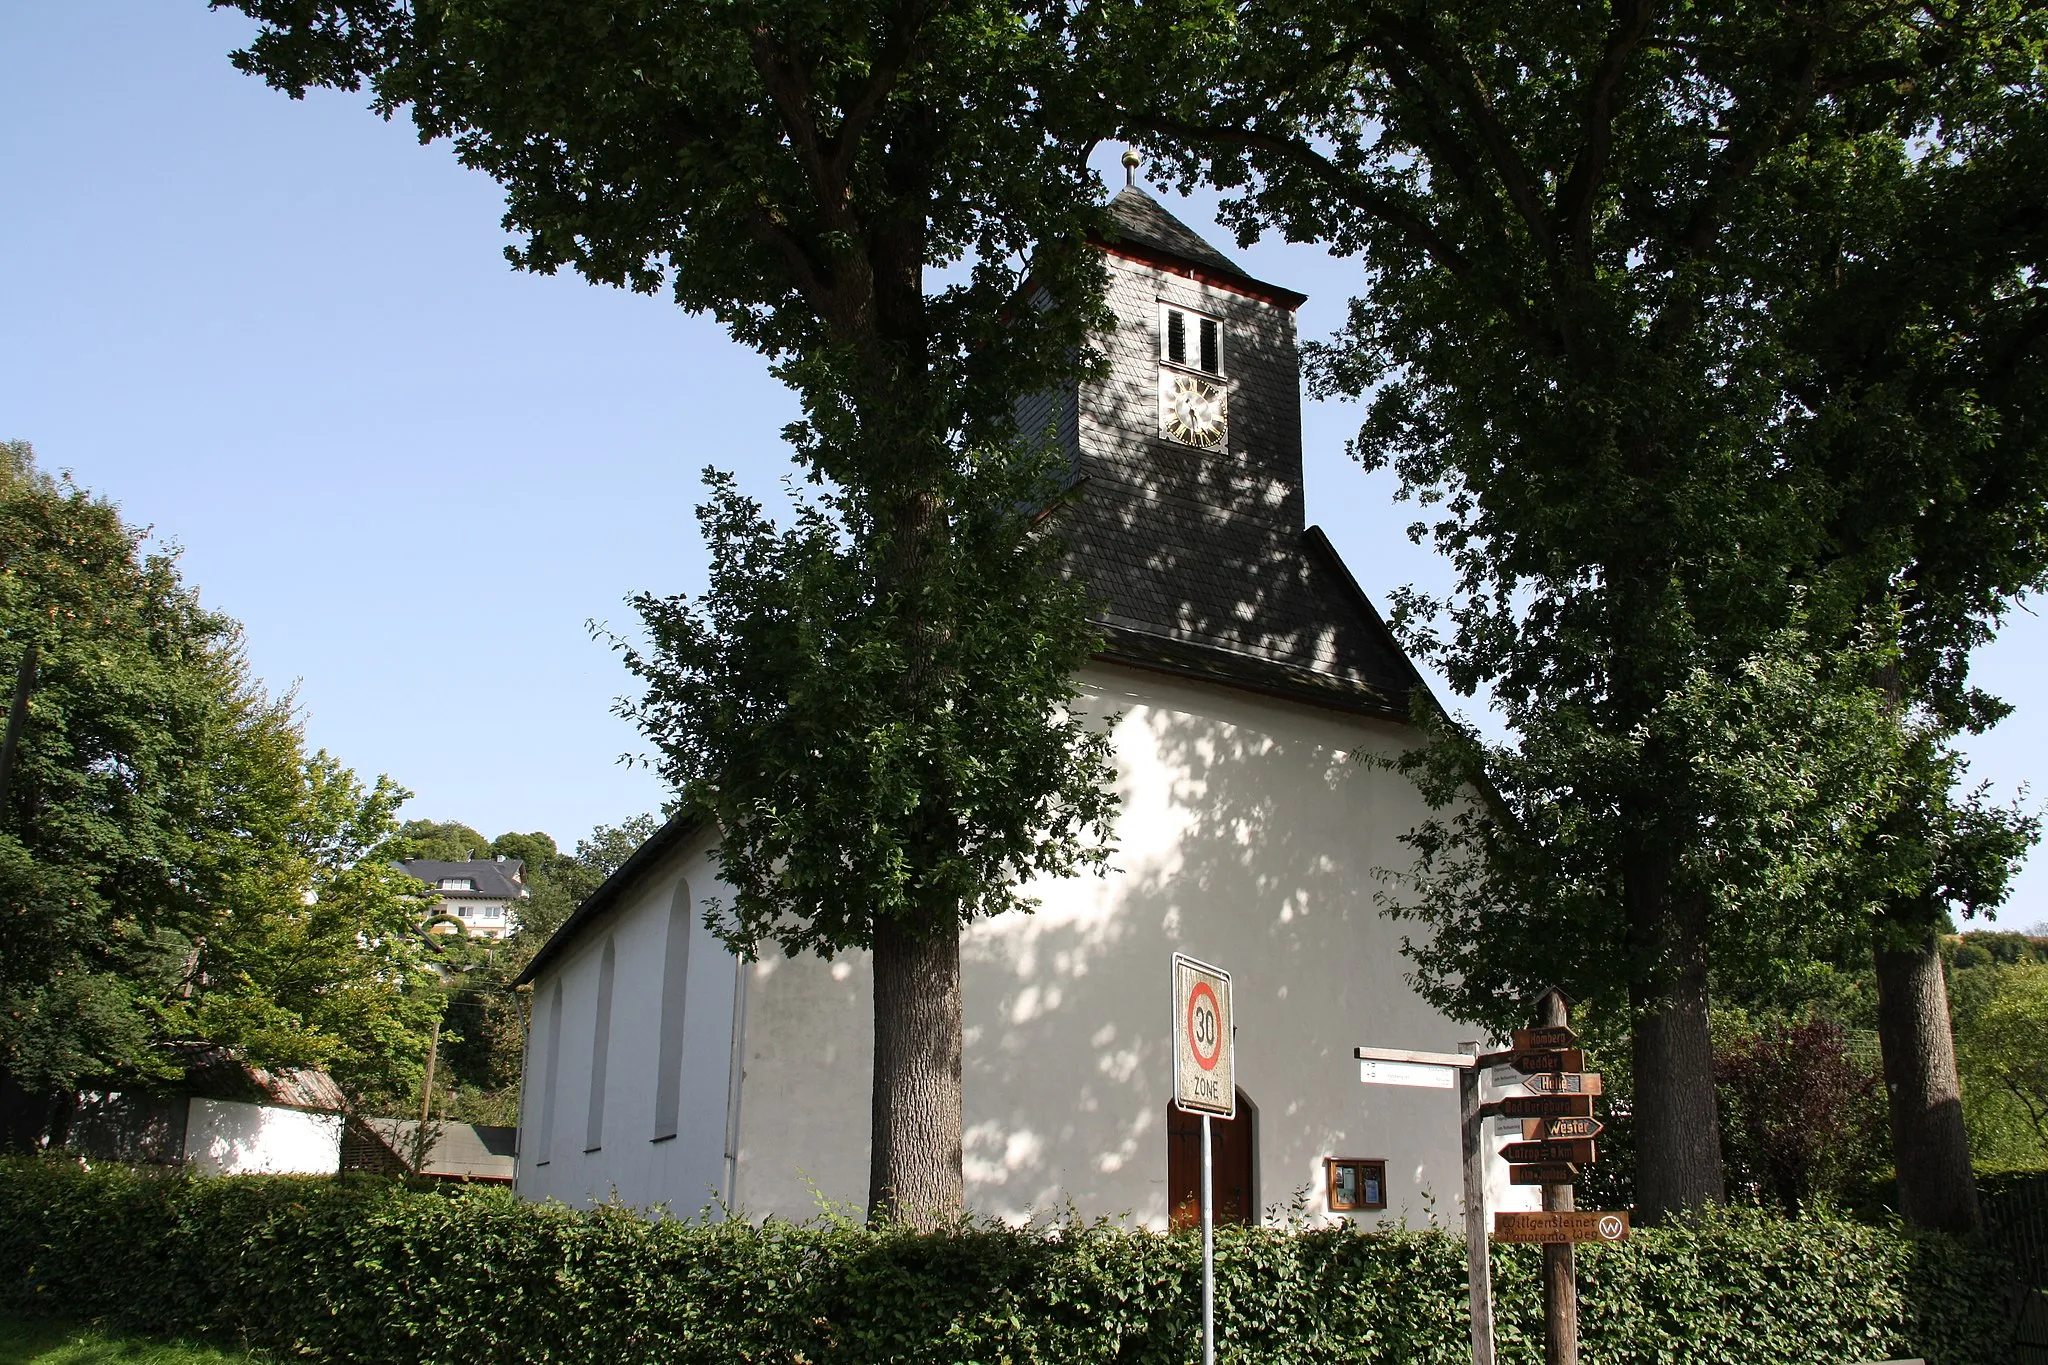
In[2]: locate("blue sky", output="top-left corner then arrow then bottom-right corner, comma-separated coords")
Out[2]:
5,2 -> 2043,930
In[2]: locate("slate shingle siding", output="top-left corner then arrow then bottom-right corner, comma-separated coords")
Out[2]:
1030,189 -> 1421,715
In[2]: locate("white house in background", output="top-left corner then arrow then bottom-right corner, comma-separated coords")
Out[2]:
398,855 -> 529,940
513,188 -> 1539,1230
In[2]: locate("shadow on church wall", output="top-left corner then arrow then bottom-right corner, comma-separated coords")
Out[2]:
960,676 -> 1465,1229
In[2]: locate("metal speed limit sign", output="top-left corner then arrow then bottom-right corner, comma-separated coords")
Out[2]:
1171,953 -> 1234,1117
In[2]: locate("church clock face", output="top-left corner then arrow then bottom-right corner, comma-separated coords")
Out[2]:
1161,371 -> 1227,449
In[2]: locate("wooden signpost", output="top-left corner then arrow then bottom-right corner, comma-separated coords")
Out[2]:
1494,1093 -> 1594,1120
1500,1138 -> 1598,1166
1523,1116 -> 1603,1141
1494,1211 -> 1630,1245
1481,990 -> 1631,1365
1352,995 -> 1628,1365
1508,1162 -> 1581,1185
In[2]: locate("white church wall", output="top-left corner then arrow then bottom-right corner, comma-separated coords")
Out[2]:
734,661 -> 1541,1230
515,829 -> 736,1214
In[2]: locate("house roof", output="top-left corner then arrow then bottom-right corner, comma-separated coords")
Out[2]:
164,1042 -> 349,1112
397,857 -> 527,899
357,1118 -> 517,1181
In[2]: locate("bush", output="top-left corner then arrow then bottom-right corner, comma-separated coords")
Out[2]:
0,1160 -> 2015,1365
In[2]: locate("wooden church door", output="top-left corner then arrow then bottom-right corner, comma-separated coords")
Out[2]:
1167,1092 -> 1255,1230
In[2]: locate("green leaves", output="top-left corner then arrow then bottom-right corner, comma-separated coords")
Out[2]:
1,443 -> 441,1099
0,1160 -> 2016,1365
1103,0 -> 2048,1016
608,453 -> 1116,957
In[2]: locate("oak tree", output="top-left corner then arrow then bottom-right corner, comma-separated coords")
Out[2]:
219,0 -> 1121,1222
1097,0 -> 2048,1219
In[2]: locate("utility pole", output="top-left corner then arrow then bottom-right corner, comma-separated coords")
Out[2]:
0,643 -> 37,815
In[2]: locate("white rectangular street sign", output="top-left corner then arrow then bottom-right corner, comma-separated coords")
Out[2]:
1359,1058 -> 1457,1089
1172,953 -> 1234,1117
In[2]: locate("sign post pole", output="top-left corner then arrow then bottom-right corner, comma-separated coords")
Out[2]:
1458,1048 -> 1496,1365
1171,954 -> 1233,1365
1201,1111 -> 1215,1365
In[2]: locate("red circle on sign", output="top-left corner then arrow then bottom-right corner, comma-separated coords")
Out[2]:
1187,981 -> 1223,1071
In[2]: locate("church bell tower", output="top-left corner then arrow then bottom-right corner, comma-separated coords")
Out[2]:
1032,181 -> 1420,717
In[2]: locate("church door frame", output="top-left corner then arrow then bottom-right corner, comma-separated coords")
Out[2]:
1167,1088 -> 1257,1230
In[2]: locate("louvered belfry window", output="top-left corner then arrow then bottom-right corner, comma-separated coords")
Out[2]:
1160,304 -> 1223,376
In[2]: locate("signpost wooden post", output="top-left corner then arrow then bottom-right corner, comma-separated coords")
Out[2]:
1457,1047 -> 1495,1365
1532,992 -> 1578,1365
1362,993 -> 1624,1365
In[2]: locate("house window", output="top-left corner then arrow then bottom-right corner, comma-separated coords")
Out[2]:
586,938 -> 618,1153
1326,1158 -> 1387,1212
438,878 -> 475,891
1160,303 -> 1223,376
652,878 -> 694,1142
482,905 -> 502,920
535,979 -> 564,1165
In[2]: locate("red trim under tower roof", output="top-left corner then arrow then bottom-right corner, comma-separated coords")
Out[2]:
1090,185 -> 1308,311
1093,238 -> 1308,312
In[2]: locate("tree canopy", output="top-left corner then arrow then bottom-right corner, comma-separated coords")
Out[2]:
1,442 -> 441,1104
221,0 -> 1128,1221
1098,0 -> 2048,1217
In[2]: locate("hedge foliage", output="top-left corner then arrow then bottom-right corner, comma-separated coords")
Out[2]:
0,1159 -> 2015,1364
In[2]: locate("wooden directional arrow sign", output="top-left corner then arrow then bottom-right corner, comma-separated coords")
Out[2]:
1493,1211 -> 1630,1244
1490,1094 -> 1595,1120
1509,1049 -> 1586,1075
1523,1071 -> 1603,1096
1511,1025 -> 1579,1051
1501,1138 -> 1598,1166
1522,1116 -> 1605,1141
1509,1163 -> 1580,1185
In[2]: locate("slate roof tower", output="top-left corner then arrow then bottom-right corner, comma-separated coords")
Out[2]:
1023,185 -> 1423,717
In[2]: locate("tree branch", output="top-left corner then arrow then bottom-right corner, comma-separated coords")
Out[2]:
1556,0 -> 1658,274
1131,111 -> 1561,357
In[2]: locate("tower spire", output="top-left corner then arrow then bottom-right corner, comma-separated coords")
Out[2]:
1122,147 -> 1141,188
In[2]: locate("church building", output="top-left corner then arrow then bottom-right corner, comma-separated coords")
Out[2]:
512,187 -> 1532,1229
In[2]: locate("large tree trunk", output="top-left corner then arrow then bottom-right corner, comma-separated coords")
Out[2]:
868,914 -> 964,1227
1628,886 -> 1725,1222
1874,921 -> 1979,1234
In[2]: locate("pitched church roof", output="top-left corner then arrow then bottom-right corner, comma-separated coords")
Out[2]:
1099,187 -> 1309,310
1066,188 -> 1424,719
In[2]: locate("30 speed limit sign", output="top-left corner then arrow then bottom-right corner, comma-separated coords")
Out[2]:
1172,954 -> 1234,1117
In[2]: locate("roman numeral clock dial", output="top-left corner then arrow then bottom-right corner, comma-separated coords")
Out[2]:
1161,372 -> 1226,449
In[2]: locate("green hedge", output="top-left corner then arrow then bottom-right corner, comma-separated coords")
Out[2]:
0,1159 -> 2014,1364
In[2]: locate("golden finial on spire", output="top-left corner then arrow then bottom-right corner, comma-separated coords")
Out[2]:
1122,147 -> 1142,187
